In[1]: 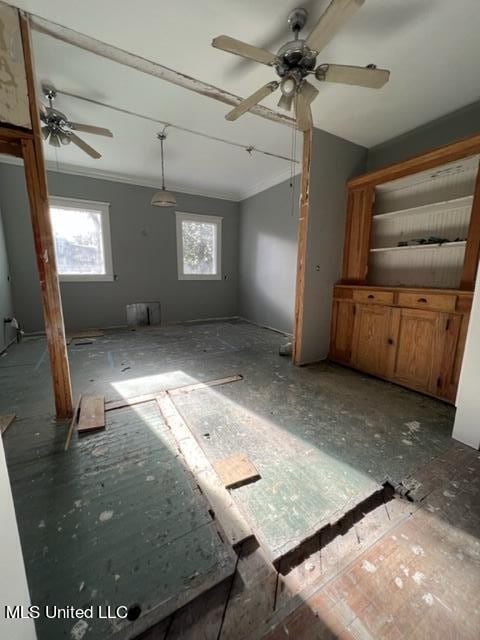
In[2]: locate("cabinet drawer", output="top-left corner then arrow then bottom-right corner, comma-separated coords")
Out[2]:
353,290 -> 394,305
398,292 -> 456,312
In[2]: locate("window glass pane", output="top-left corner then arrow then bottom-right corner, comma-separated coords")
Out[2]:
182,220 -> 217,275
50,206 -> 106,275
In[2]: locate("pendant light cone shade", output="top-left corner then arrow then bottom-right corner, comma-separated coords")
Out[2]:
151,187 -> 177,207
151,132 -> 176,208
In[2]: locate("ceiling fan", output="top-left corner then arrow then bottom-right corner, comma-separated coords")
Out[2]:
212,0 -> 390,131
39,86 -> 113,159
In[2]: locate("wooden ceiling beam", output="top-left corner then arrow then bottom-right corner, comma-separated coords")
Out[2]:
28,13 -> 295,128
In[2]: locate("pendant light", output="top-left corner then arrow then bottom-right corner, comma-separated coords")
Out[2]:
151,131 -> 177,207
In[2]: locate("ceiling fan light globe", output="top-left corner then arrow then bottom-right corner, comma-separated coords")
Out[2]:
151,188 -> 177,208
59,132 -> 71,145
49,133 -> 61,148
280,77 -> 296,97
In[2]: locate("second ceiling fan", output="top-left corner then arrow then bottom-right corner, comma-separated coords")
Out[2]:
212,0 -> 390,131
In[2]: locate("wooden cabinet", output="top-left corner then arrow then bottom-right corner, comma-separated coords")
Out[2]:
390,308 -> 445,394
351,304 -> 395,377
330,300 -> 355,364
329,286 -> 472,403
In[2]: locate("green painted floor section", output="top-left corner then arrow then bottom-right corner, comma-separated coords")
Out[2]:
3,401 -> 235,640
1,320 -> 455,629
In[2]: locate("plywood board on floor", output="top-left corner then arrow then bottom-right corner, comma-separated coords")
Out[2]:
77,395 -> 105,433
4,402 -> 236,640
214,453 -> 260,489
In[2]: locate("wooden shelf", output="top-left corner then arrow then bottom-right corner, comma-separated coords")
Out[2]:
370,241 -> 467,254
373,195 -> 473,221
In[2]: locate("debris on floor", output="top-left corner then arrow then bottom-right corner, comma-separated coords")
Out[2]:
0,413 -> 16,436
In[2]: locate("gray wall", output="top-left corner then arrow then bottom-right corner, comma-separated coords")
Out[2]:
297,129 -> 367,364
0,163 -> 239,333
367,99 -> 480,171
0,207 -> 15,351
239,176 -> 300,334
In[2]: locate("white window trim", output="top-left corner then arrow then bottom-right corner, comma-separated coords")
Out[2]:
49,196 -> 114,282
176,212 -> 223,281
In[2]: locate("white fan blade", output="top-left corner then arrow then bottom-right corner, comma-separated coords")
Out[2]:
226,82 -> 279,121
301,80 -> 319,104
41,125 -> 50,140
278,94 -> 294,112
295,93 -> 313,132
70,132 -> 101,159
212,35 -> 276,66
69,122 -> 113,137
306,0 -> 365,54
319,64 -> 390,88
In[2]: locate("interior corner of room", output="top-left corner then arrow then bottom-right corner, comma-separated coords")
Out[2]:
1,1 -> 480,640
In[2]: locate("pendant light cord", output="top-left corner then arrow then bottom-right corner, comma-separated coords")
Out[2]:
160,136 -> 165,190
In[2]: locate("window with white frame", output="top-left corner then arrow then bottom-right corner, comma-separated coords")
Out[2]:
176,212 -> 222,280
49,196 -> 114,282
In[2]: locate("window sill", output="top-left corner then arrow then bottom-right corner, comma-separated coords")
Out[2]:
178,274 -> 222,281
59,274 -> 115,283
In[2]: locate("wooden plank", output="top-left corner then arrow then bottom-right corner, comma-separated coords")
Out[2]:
168,374 -> 243,396
29,14 -> 293,128
18,12 -> 73,419
0,3 -> 30,128
348,132 -> 480,189
293,129 -> 312,366
64,394 -> 82,451
214,453 -> 260,489
460,161 -> 480,289
77,395 -> 105,433
105,375 -> 244,411
0,414 -> 16,436
156,392 -> 252,547
66,329 -> 104,345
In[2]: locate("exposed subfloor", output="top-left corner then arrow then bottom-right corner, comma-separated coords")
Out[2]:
1,319 -> 472,639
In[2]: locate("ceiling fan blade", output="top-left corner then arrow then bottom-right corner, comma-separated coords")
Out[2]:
306,0 -> 365,54
226,82 -> 279,121
295,93 -> 313,132
300,80 -> 319,105
212,35 -> 276,66
277,94 -> 294,112
41,125 -> 50,140
318,64 -> 390,88
69,132 -> 101,159
69,122 -> 113,137
49,133 -> 61,148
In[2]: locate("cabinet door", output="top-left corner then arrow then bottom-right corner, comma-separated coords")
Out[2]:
330,301 -> 355,364
391,308 -> 445,393
351,304 -> 395,377
436,313 -> 464,402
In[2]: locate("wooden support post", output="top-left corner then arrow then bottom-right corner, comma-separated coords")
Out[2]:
292,129 -> 312,365
19,13 -> 73,418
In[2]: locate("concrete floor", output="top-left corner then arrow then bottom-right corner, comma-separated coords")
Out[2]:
0,320 -> 463,639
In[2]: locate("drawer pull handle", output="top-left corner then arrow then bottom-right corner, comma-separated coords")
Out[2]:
417,297 -> 428,303
367,294 -> 375,299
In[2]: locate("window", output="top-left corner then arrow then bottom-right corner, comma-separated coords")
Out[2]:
49,197 -> 113,282
176,212 -> 222,280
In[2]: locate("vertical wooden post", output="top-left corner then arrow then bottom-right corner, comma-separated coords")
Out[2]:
19,12 -> 73,418
292,129 -> 312,366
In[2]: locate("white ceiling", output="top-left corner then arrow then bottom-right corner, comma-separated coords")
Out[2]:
8,0 -> 480,200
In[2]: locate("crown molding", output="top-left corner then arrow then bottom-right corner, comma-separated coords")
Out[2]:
0,155 -> 301,203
